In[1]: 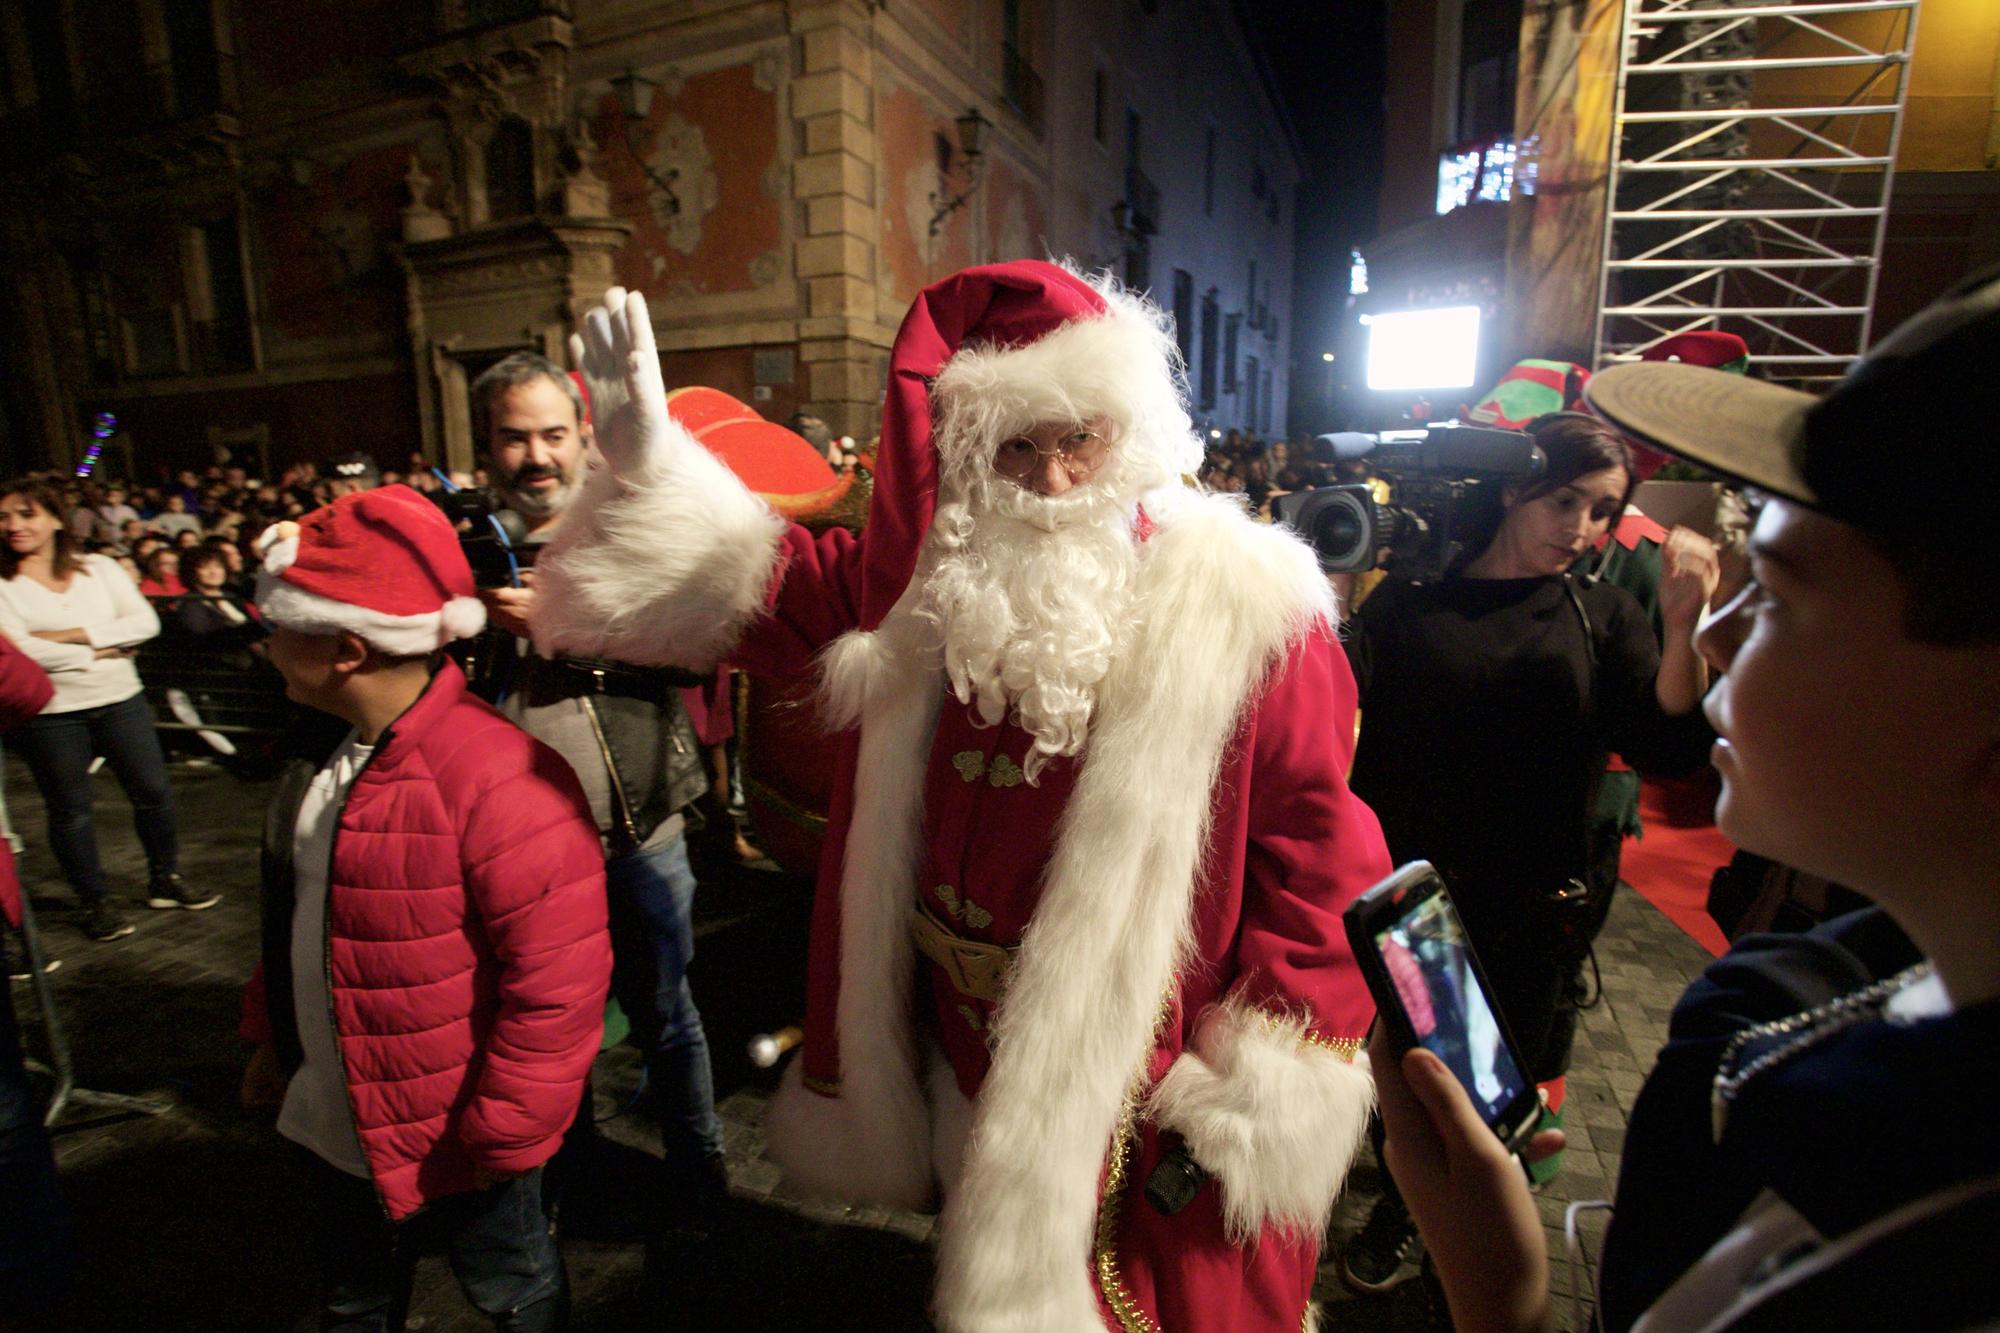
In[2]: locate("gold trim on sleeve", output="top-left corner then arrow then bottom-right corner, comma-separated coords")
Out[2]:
1244,1007 -> 1364,1062
1302,1032 -> 1364,1061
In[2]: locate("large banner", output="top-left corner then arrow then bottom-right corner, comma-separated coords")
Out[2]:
1506,0 -> 1621,365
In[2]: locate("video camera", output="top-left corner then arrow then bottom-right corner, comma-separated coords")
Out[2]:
432,485 -> 534,589
1271,424 -> 1543,579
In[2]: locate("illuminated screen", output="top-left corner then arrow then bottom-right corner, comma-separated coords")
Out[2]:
1375,891 -> 1528,1124
1363,305 -> 1482,391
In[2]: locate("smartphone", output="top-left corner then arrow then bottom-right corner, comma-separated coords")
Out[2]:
1344,861 -> 1542,1154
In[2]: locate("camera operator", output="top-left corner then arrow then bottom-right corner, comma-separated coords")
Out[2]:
463,353 -> 727,1257
1376,269 -> 2000,1333
1335,413 -> 1717,1290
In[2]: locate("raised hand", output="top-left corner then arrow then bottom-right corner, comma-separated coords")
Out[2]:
570,286 -> 672,477
1658,526 -> 1722,629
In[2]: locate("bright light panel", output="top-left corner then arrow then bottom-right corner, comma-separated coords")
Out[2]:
1363,306 -> 1482,391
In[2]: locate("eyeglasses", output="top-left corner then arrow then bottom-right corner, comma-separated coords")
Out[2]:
990,427 -> 1112,481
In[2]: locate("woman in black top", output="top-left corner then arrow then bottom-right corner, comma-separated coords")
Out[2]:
173,548 -> 261,641
1338,413 -> 1717,1289
1344,415 -> 1718,1082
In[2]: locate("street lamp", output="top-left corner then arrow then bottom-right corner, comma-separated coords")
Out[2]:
927,107 -> 990,238
609,68 -> 681,217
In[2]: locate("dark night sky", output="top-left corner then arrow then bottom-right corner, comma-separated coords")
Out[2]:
1238,0 -> 1386,403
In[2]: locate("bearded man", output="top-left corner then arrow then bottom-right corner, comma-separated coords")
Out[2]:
532,262 -> 1390,1331
462,352 -> 726,1263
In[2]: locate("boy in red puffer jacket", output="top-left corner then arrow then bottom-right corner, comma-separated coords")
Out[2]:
238,487 -> 610,1332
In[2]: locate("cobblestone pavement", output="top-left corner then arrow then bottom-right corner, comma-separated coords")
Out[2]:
4,753 -> 1717,1331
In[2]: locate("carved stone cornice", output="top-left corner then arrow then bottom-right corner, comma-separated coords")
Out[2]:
401,215 -> 633,307
398,15 -> 576,128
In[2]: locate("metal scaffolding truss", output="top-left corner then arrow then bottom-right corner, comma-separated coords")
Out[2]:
1593,0 -> 1918,387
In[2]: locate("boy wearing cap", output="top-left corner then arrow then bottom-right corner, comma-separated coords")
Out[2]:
1373,270 -> 2000,1329
239,486 -> 611,1332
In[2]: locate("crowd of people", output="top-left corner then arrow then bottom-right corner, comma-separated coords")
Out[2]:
0,258 -> 1993,1333
33,458 -> 485,601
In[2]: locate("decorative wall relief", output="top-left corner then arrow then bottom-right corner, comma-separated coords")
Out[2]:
651,112 -> 721,254
879,81 -> 971,307
595,57 -> 783,299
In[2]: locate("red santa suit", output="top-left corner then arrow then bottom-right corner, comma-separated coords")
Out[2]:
534,262 -> 1389,1331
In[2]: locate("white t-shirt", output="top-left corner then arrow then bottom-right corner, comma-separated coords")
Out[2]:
276,734 -> 376,1179
0,554 -> 159,712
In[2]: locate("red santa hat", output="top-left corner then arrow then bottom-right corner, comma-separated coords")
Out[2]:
853,260 -> 1196,630
1643,330 -> 1750,373
253,484 -> 485,654
1618,331 -> 1753,480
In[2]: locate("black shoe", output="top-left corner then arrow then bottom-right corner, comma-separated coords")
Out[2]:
8,955 -> 61,981
145,873 -> 221,911
1341,1195 -> 1424,1293
82,901 -> 135,941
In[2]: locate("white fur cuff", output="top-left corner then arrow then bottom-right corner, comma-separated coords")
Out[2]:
1148,1003 -> 1375,1243
761,1059 -> 937,1212
528,445 -> 786,669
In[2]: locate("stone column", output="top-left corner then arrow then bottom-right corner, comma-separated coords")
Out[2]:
789,0 -> 892,443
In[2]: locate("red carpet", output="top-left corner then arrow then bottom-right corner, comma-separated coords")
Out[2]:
1621,776 -> 1734,957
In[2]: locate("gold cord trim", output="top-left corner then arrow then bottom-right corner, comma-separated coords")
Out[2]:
1091,999 -> 1343,1332
1302,1032 -> 1364,1062
801,1072 -> 840,1096
1245,1008 -> 1363,1062
1094,1096 -> 1161,1333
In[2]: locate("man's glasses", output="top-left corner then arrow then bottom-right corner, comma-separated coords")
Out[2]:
991,428 -> 1112,481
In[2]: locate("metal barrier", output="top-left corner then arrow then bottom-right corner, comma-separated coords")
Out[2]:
134,597 -> 291,759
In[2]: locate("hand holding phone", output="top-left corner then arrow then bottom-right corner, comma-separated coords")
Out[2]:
1370,1027 -> 1557,1333
1344,861 -> 1540,1153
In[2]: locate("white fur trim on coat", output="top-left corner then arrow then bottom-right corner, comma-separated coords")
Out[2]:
761,575 -> 944,1211
1149,1001 -> 1376,1243
255,575 -> 485,654
924,489 -> 1336,1331
527,416 -> 786,670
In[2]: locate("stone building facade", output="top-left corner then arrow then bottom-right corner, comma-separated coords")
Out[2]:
0,0 -> 1297,477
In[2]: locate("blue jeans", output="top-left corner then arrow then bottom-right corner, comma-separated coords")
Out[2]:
307,1156 -> 567,1332
0,977 -> 71,1319
604,835 -> 723,1174
12,693 -> 178,906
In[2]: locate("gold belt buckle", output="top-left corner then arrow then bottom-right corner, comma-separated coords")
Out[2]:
912,906 -> 1014,1003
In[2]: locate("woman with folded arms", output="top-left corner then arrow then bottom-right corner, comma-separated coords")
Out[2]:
0,478 -> 216,943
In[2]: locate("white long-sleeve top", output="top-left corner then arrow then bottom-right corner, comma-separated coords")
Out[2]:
0,555 -> 159,713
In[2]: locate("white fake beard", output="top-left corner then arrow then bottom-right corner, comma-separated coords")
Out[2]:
919,479 -> 1140,784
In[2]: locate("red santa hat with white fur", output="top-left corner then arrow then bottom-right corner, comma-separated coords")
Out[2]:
253,484 -> 485,653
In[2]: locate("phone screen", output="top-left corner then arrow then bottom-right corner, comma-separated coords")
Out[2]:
1346,863 -> 1540,1147
1374,893 -> 1529,1126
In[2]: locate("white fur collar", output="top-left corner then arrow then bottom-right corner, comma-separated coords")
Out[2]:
764,490 -> 1335,1329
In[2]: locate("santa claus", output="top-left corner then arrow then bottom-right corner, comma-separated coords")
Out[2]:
532,261 -> 1390,1331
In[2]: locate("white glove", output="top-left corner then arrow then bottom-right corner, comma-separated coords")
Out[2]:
570,286 -> 673,478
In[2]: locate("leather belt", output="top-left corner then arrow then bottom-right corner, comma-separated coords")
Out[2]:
911,905 -> 1015,1003
533,654 -> 695,704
